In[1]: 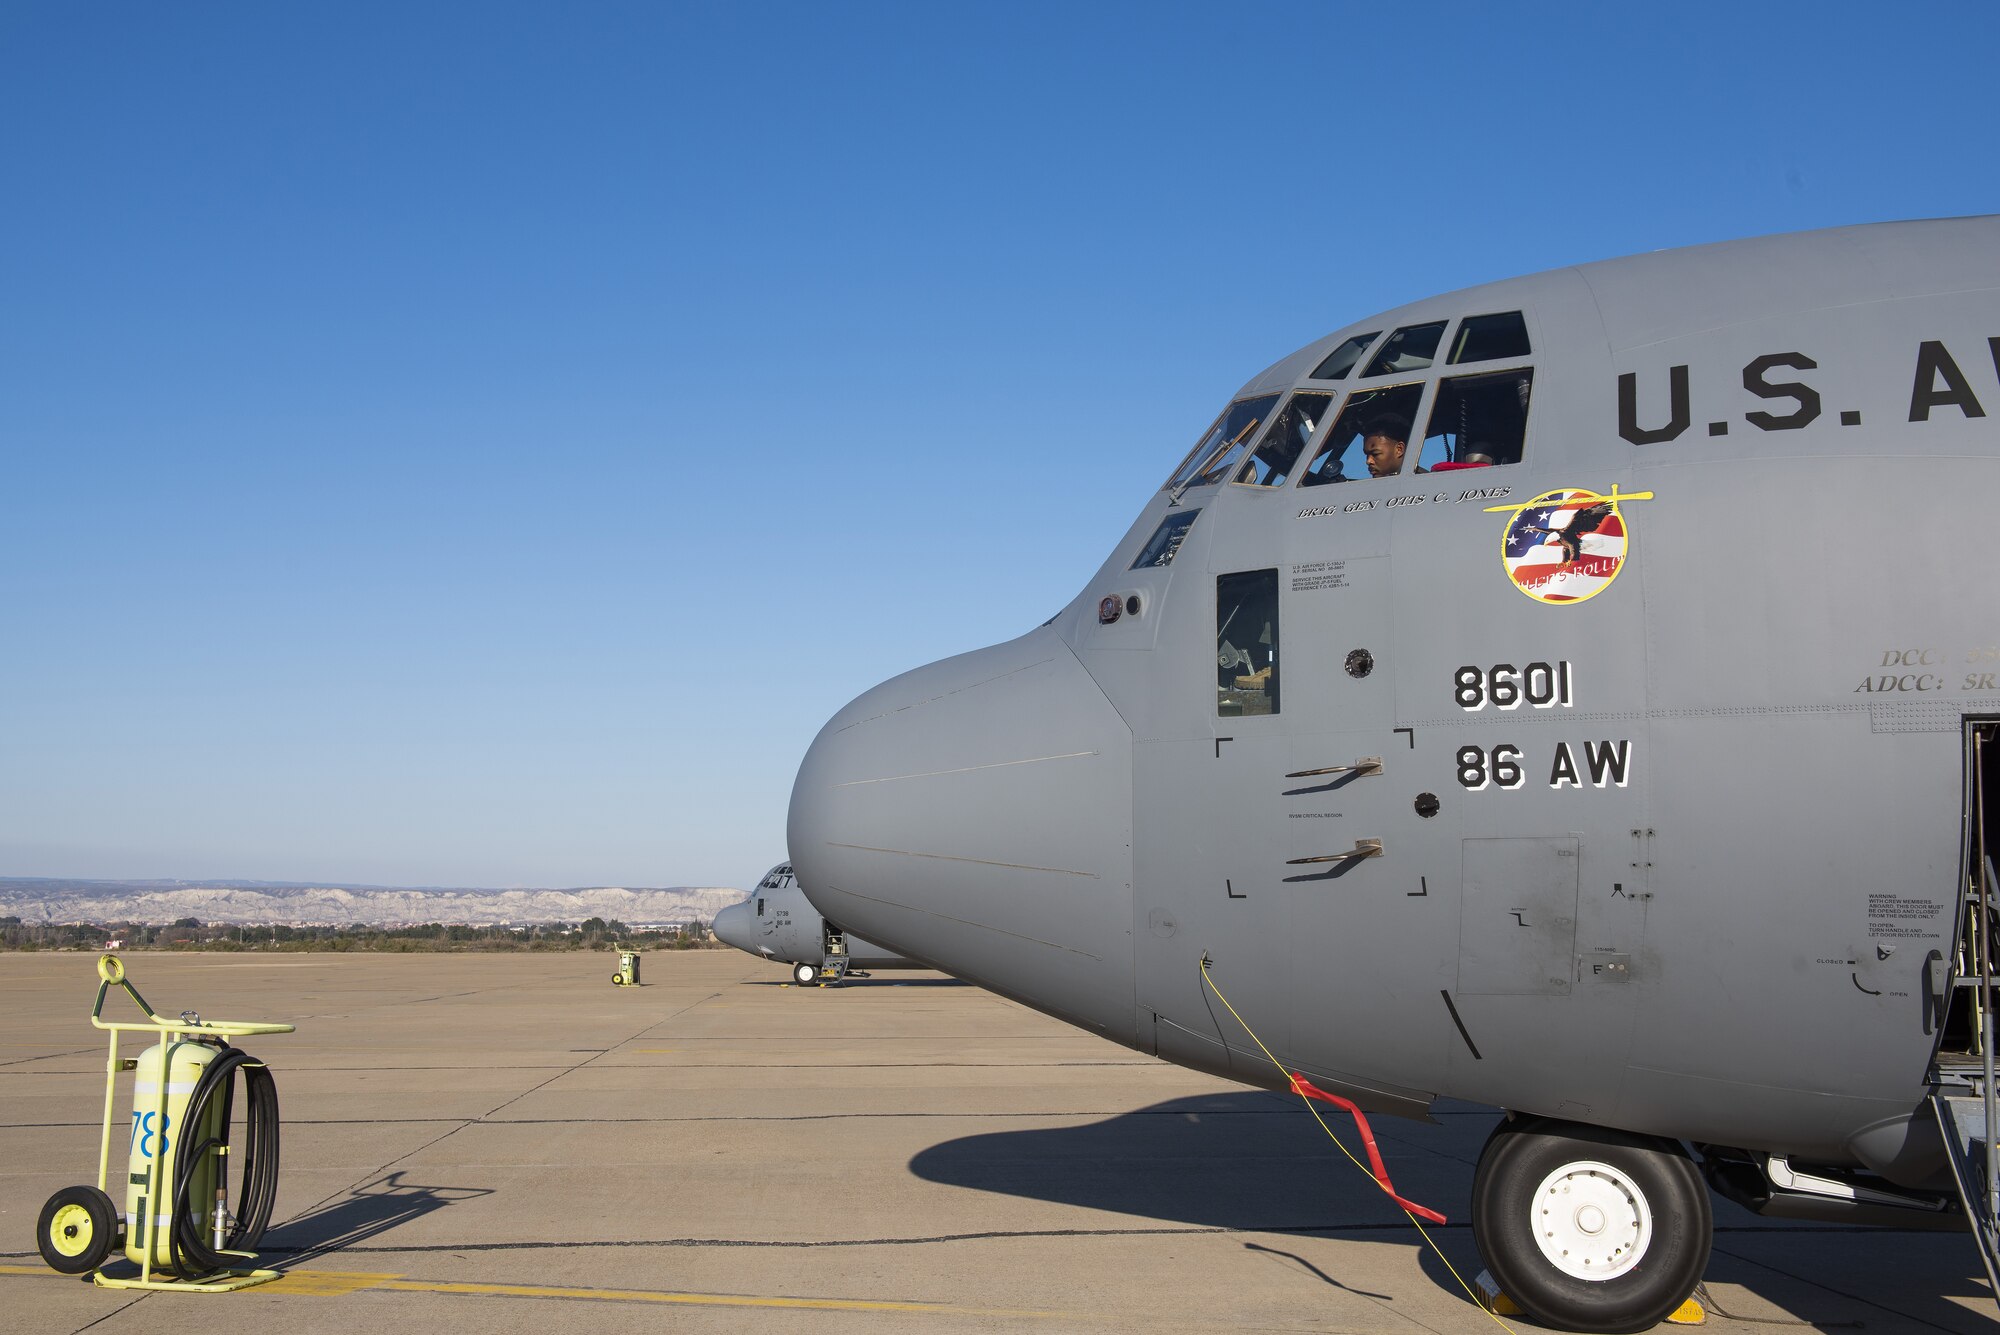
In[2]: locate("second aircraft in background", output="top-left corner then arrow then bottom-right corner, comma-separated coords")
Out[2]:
711,863 -> 921,985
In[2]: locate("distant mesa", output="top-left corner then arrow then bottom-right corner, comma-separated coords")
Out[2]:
0,877 -> 747,927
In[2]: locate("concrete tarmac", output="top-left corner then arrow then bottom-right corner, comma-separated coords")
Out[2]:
1,951 -> 1993,1333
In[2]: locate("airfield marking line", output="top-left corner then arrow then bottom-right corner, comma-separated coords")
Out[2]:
262,1268 -> 405,1295
1,1219 -> 1928,1271
3,1266 -> 1068,1317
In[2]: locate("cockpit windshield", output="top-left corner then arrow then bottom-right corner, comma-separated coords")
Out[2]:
759,865 -> 795,891
1167,394 -> 1282,489
1308,332 -> 1380,381
1234,391 -> 1333,487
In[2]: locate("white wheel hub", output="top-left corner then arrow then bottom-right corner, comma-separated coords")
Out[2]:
1530,1158 -> 1652,1280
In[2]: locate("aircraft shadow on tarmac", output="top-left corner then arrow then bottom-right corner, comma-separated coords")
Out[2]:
910,1094 -> 1996,1330
910,1091 -> 1472,1235
261,1171 -> 493,1267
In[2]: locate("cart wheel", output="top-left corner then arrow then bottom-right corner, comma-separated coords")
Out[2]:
37,1185 -> 118,1275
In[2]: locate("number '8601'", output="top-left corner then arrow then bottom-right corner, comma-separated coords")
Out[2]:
1453,662 -> 1573,711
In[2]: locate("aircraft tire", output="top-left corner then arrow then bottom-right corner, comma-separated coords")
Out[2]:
793,962 -> 819,986
1471,1117 -> 1709,1333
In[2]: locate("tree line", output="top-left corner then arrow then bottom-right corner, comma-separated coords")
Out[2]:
0,915 -> 722,953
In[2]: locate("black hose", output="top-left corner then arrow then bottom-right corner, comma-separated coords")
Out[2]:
166,1044 -> 281,1276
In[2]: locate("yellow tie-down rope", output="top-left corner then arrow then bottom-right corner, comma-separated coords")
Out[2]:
1199,956 -> 1518,1333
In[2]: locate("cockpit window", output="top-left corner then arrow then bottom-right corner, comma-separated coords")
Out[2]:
1448,311 -> 1531,364
1216,569 -> 1279,716
1296,383 -> 1427,485
1417,369 -> 1533,472
1132,509 -> 1200,569
1363,322 -> 1447,377
759,866 -> 794,890
1233,391 -> 1334,487
1168,394 -> 1283,489
1308,332 -> 1381,381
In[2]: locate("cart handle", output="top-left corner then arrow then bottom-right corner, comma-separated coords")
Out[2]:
89,955 -> 295,1037
94,1019 -> 297,1037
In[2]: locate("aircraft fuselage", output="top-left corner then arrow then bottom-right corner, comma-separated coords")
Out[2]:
792,219 -> 2000,1179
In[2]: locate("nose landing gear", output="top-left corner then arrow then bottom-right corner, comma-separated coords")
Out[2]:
792,958 -> 852,986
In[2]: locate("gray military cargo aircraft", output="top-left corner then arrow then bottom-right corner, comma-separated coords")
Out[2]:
787,217 -> 2000,1330
711,862 -> 919,984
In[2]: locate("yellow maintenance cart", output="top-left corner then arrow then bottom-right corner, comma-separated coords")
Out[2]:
611,948 -> 641,986
35,954 -> 293,1292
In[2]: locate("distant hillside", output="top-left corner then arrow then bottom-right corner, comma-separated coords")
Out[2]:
0,878 -> 747,927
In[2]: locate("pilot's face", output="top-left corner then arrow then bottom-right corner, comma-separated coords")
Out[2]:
1363,434 -> 1406,477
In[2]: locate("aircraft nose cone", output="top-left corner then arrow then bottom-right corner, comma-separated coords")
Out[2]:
711,900 -> 754,954
789,628 -> 1136,1040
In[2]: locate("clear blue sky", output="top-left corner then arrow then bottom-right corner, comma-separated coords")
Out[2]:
3,2 -> 1993,890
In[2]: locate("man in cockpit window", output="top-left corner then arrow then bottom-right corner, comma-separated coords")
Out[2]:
1362,413 -> 1418,478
